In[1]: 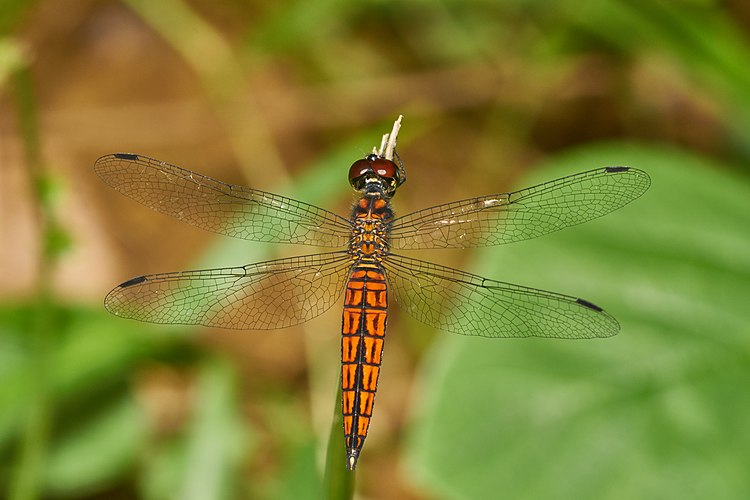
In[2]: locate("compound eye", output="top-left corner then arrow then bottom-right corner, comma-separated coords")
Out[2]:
348,159 -> 373,182
371,159 -> 398,179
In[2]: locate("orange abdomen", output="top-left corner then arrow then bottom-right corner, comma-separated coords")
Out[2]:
341,265 -> 388,470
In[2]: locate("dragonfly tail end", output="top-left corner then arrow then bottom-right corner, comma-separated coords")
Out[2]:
346,449 -> 360,471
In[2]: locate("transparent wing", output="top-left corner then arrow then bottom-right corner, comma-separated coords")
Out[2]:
383,254 -> 619,339
104,252 -> 353,329
95,153 -> 353,247
389,167 -> 650,249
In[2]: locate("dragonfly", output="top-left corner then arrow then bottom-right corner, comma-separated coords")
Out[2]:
95,117 -> 650,470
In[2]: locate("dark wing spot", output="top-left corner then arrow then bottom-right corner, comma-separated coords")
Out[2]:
605,166 -> 630,173
576,298 -> 604,312
119,275 -> 147,288
114,153 -> 139,161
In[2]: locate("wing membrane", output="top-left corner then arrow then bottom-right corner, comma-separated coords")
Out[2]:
390,167 -> 650,249
383,254 -> 619,339
105,252 -> 353,329
95,153 -> 352,247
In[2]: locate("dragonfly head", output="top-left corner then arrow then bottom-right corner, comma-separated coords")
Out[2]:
348,153 -> 405,197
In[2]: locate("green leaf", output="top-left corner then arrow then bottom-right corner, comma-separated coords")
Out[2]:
44,395 -> 149,494
176,358 -> 250,500
0,304 -> 191,486
139,436 -> 188,500
139,358 -> 251,500
406,143 -> 750,499
278,438 -> 324,500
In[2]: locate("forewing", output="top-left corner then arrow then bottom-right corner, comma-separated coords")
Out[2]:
95,153 -> 352,247
105,252 -> 353,329
383,254 -> 619,339
389,167 -> 650,249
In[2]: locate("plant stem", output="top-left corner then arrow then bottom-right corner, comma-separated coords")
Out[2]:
8,63 -> 57,500
323,375 -> 354,500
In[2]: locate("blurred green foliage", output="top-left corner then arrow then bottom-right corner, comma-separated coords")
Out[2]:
2,0 -> 750,499
406,144 -> 750,499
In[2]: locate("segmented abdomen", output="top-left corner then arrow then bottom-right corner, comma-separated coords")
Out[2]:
341,265 -> 387,470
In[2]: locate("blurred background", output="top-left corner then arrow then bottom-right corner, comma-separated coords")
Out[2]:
2,1 -> 750,499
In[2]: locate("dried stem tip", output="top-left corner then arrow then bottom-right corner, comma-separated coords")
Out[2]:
373,115 -> 403,161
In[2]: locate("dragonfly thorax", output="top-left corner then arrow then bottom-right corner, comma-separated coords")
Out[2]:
349,195 -> 392,260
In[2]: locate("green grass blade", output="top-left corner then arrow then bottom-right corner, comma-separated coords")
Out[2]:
323,376 -> 354,500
